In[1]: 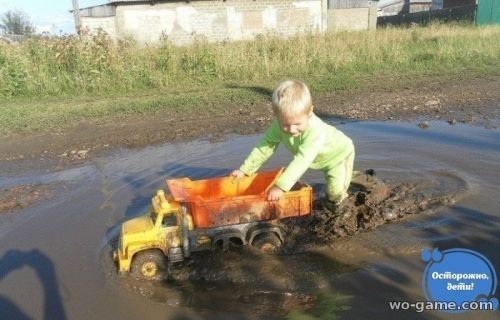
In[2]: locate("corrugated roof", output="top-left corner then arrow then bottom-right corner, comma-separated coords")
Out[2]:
78,4 -> 116,17
379,0 -> 432,9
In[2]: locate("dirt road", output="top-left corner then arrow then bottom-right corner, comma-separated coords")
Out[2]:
1,76 -> 499,166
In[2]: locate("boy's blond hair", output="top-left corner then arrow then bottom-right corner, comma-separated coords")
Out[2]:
272,80 -> 312,119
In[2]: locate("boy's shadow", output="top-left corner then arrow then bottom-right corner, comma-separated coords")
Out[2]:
224,83 -> 359,122
225,84 -> 273,98
0,249 -> 67,320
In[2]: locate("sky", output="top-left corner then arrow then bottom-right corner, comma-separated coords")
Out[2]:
0,0 -> 106,34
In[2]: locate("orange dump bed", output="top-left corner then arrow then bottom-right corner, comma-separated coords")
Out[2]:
166,168 -> 312,228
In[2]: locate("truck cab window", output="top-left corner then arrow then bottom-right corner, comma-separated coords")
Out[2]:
162,214 -> 177,227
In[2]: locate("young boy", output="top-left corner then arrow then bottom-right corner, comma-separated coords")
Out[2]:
231,80 -> 355,210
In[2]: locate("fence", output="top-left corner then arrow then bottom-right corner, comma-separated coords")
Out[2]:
377,4 -> 477,26
0,34 -> 27,43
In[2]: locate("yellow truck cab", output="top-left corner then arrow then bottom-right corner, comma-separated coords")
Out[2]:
114,190 -> 192,279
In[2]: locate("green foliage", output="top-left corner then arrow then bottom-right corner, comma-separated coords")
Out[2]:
0,24 -> 499,134
180,45 -> 218,79
0,9 -> 35,35
0,51 -> 28,96
0,24 -> 499,98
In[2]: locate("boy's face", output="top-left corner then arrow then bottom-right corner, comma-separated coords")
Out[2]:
278,111 -> 312,137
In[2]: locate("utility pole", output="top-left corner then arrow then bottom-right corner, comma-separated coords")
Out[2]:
72,0 -> 82,34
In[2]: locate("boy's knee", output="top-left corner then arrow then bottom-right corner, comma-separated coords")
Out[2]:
326,178 -> 349,203
326,191 -> 348,205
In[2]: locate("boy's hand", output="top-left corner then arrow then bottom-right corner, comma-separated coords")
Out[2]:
267,186 -> 284,201
230,170 -> 245,180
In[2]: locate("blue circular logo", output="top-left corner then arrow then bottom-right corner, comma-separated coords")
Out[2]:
421,248 -> 498,313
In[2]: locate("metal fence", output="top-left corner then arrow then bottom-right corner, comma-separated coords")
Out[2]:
0,34 -> 27,43
377,4 -> 477,26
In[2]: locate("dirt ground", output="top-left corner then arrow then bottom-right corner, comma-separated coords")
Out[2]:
0,184 -> 55,213
1,75 -> 499,165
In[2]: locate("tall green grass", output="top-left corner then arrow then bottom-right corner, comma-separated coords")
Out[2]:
1,24 -> 499,135
1,23 -> 499,98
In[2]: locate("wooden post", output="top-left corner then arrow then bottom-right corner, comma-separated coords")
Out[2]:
72,0 -> 82,33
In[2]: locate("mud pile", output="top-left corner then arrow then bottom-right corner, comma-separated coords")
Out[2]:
282,171 -> 461,251
0,184 -> 55,213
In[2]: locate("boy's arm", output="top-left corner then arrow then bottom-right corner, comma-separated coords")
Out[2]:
239,120 -> 281,175
274,130 -> 325,191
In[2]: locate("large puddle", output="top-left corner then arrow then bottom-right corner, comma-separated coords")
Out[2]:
1,120 -> 499,319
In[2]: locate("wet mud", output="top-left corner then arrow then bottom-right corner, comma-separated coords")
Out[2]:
103,170 -> 468,317
0,184 -> 55,213
1,119 -> 498,319
288,174 -> 463,247
108,243 -> 358,317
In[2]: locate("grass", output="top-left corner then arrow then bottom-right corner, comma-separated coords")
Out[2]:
1,23 -> 499,135
0,87 -> 263,134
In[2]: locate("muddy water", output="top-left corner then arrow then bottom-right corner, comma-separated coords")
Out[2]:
0,120 -> 499,320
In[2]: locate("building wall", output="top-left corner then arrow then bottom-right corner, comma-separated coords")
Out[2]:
82,0 -> 327,45
409,3 -> 432,13
368,5 -> 378,29
81,16 -> 117,38
327,6 -> 377,31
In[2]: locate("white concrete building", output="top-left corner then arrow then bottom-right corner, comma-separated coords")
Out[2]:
76,0 -> 378,45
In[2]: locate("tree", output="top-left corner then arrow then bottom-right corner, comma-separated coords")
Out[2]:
0,9 -> 35,35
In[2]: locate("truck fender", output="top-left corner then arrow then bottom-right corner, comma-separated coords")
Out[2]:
129,246 -> 168,266
247,226 -> 284,246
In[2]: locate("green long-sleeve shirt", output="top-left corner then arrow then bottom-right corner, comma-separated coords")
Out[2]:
239,114 -> 355,191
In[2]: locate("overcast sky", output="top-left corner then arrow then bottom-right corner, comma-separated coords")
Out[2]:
0,0 -> 105,34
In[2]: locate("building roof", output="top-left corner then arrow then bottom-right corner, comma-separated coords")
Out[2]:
71,3 -> 115,17
379,0 -> 431,9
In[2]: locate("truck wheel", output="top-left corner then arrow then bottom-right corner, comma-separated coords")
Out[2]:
252,233 -> 282,254
130,250 -> 167,281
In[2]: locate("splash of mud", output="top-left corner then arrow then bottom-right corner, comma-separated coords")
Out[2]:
282,170 -> 467,252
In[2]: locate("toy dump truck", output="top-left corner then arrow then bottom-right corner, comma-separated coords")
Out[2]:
113,168 -> 312,280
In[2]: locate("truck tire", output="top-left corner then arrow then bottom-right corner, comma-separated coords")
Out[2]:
252,233 -> 282,253
130,250 -> 168,281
